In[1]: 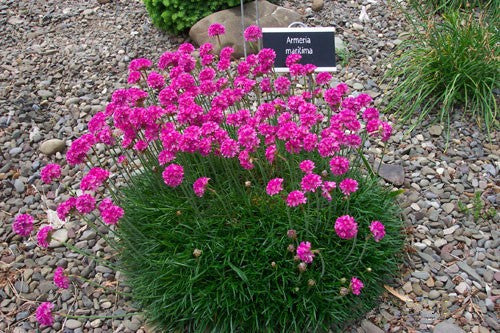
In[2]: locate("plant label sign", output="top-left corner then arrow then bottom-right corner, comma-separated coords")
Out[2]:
262,27 -> 336,72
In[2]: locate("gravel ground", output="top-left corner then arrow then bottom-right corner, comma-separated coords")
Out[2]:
0,0 -> 498,332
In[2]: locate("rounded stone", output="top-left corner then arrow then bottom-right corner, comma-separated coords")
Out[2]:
40,139 -> 65,155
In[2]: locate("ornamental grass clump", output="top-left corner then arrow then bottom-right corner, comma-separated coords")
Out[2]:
13,24 -> 404,331
385,9 -> 498,134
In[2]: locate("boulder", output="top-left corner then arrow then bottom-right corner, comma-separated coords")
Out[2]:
189,0 -> 302,58
40,139 -> 65,156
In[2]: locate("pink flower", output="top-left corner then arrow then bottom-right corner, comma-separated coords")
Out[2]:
339,178 -> 358,196
35,302 -> 54,326
158,150 -> 176,165
220,138 -> 239,158
147,71 -> 165,90
53,267 -> 69,289
238,150 -> 254,170
162,164 -> 184,187
208,23 -> 225,37
329,156 -> 350,175
244,25 -> 262,42
266,178 -> 284,196
40,164 -> 61,184
66,133 -> 94,166
334,215 -> 358,239
193,177 -> 210,197
57,197 -> 76,221
296,241 -> 315,263
299,160 -> 315,174
129,58 -> 152,71
286,190 -> 307,207
381,122 -> 392,142
300,174 -> 322,193
370,221 -> 386,242
127,70 -> 141,84
274,76 -> 290,94
37,226 -> 53,248
315,72 -> 332,85
134,140 -> 148,152
350,277 -> 364,295
321,181 -> 337,201
286,54 -> 301,68
98,198 -> 124,225
80,167 -> 110,191
265,144 -> 277,164
12,214 -> 34,237
75,194 -> 96,214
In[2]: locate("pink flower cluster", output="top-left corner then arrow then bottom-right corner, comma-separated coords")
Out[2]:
370,220 -> 386,242
334,215 -> 358,239
81,167 -> 110,191
53,267 -> 69,289
296,241 -> 315,263
37,226 -> 52,248
99,198 -> 124,225
266,178 -> 284,196
12,214 -> 34,237
40,164 -> 61,184
36,302 -> 54,326
350,277 -> 364,295
193,177 -> 210,197
244,25 -> 262,42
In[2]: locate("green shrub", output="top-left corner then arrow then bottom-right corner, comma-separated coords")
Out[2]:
385,9 -> 499,134
143,0 -> 245,34
118,169 -> 404,332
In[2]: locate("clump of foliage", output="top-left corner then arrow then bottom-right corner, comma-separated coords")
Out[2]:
385,9 -> 499,134
143,0 -> 245,34
14,25 -> 405,331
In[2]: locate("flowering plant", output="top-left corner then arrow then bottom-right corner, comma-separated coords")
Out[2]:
13,24 -> 403,331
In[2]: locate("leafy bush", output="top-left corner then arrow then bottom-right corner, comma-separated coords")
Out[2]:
385,9 -> 499,134
143,0 -> 244,34
18,26 -> 404,331
119,170 -> 403,331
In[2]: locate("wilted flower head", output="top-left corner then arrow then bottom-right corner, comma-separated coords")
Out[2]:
12,214 -> 34,237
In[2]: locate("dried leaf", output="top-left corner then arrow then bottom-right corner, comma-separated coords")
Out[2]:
384,284 -> 413,303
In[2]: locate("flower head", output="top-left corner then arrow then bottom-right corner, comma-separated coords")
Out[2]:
286,190 -> 307,207
53,267 -> 69,289
334,215 -> 358,239
299,160 -> 315,174
75,194 -> 96,214
296,241 -> 315,263
57,197 -> 76,221
80,167 -> 110,191
300,174 -> 322,193
350,277 -> 364,295
12,214 -> 34,237
266,178 -> 284,196
244,25 -> 262,42
370,220 -> 386,242
208,23 -> 225,37
98,198 -> 124,225
40,164 -> 61,184
339,178 -> 358,196
162,164 -> 184,187
329,156 -> 350,176
193,177 -> 210,197
35,302 -> 54,326
37,226 -> 53,248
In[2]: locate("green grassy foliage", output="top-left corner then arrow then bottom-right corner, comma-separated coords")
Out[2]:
116,157 -> 404,332
143,0 -> 246,34
385,8 -> 499,134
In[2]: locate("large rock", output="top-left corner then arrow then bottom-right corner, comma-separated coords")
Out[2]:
374,162 -> 405,186
189,0 -> 302,58
40,139 -> 65,155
